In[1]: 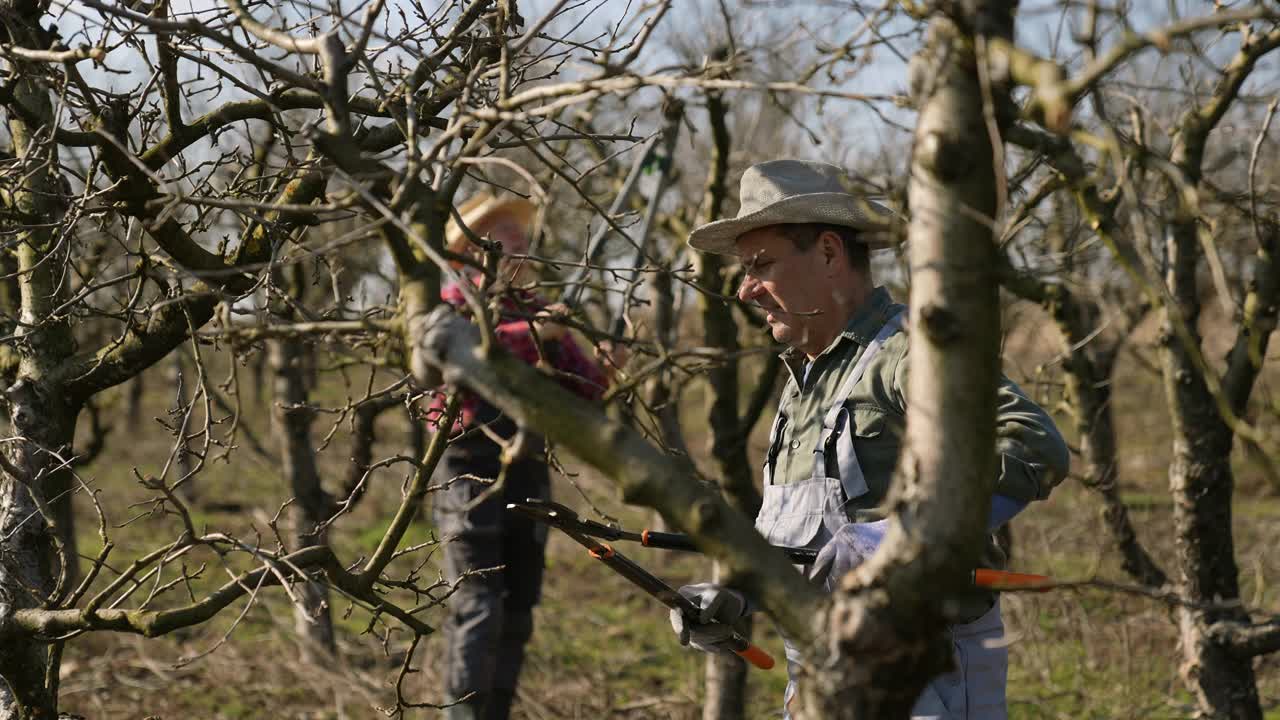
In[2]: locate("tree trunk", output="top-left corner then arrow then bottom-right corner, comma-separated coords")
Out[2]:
1158,34 -> 1274,714
646,267 -> 691,459
1161,226 -> 1260,720
1004,120 -> 1170,590
1054,311 -> 1168,588
0,22 -> 80,715
1073,376 -> 1167,585
250,344 -> 269,406
693,87 -> 759,720
695,247 -> 757,720
0,381 -> 80,719
269,337 -> 337,660
703,562 -> 752,720
802,6 -> 1013,716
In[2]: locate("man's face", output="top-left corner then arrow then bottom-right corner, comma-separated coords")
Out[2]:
735,226 -> 829,350
473,211 -> 531,282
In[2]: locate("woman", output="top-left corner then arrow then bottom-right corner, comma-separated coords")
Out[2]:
426,193 -> 615,720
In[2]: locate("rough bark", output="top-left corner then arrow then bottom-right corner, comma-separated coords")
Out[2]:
0,383 -> 79,720
704,563 -> 752,720
694,90 -> 761,521
1160,246 -> 1260,719
637,102 -> 689,458
800,6 -> 1013,717
337,396 -> 400,511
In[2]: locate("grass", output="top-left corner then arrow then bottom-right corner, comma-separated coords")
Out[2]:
45,348 -> 1280,719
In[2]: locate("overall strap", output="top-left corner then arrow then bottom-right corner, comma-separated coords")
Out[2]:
814,309 -> 906,498
762,375 -> 796,487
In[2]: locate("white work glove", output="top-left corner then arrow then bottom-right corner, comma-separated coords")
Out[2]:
809,520 -> 889,592
668,583 -> 748,654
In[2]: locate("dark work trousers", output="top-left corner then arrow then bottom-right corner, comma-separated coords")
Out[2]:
433,438 -> 550,720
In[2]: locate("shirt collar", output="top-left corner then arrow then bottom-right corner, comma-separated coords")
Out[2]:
779,286 -> 898,379
838,286 -> 897,346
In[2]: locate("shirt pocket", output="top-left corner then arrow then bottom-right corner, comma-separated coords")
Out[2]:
848,406 -> 901,503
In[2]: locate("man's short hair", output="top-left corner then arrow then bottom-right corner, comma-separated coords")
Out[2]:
780,223 -> 871,274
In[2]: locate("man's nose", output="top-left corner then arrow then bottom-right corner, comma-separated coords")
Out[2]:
737,274 -> 761,303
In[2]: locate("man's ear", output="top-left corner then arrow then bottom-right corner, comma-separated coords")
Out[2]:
819,231 -> 842,271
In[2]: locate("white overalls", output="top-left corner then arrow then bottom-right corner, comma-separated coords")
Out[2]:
753,312 -> 1008,719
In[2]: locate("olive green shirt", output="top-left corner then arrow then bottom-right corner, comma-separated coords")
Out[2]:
766,287 -> 1069,613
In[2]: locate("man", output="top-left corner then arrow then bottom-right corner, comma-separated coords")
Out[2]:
671,160 -> 1069,718
428,193 -> 615,720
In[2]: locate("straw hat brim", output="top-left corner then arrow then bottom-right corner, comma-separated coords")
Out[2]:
445,194 -> 537,254
688,192 -> 894,256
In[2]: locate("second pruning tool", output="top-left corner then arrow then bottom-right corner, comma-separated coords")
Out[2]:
509,498 -> 819,563
507,499 -> 776,670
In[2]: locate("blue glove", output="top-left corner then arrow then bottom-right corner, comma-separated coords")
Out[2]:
668,583 -> 748,654
810,496 -> 1029,592
808,520 -> 888,592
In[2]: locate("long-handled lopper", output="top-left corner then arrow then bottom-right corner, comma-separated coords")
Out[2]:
507,500 -> 776,670
510,499 -> 1056,593
509,498 -> 819,563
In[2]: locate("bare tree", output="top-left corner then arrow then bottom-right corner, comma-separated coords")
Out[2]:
1,1 -> 1276,718
993,4 -> 1280,716
0,1 -> 725,715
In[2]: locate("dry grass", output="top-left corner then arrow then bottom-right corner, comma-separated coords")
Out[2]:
52,318 -> 1280,719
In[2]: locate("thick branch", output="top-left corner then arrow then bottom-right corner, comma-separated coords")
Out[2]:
3,544 -> 432,639
412,305 -> 822,640
0,44 -> 105,64
1207,617 -> 1280,659
1004,123 -> 1143,271
224,0 -> 327,54
152,0 -> 184,132
57,165 -> 329,400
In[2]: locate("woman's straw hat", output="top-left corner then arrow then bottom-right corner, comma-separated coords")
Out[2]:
444,193 -> 537,255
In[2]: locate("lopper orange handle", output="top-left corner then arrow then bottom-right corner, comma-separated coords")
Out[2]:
734,643 -> 776,670
973,568 -> 1053,592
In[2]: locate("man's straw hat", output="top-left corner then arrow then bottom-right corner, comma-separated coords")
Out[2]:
444,193 -> 536,255
687,159 -> 893,255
